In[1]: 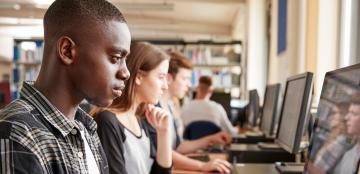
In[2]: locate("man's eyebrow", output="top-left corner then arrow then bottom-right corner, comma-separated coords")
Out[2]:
111,47 -> 129,56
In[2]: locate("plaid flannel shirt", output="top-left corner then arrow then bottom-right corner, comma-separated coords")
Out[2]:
0,81 -> 109,174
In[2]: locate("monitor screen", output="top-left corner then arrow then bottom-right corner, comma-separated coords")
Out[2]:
260,83 -> 281,137
276,72 -> 313,154
210,91 -> 232,118
192,91 -> 232,118
247,89 -> 260,127
304,63 -> 360,174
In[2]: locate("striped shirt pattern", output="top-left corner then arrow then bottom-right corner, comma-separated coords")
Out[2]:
0,81 -> 108,174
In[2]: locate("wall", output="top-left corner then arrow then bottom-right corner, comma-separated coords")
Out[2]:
268,0 -> 340,105
244,0 -> 268,101
339,0 -> 359,67
0,25 -> 43,60
358,7 -> 360,64
358,2 -> 360,64
0,36 -> 13,81
232,4 -> 247,98
268,0 -> 303,87
305,0 -> 318,78
315,0 -> 340,103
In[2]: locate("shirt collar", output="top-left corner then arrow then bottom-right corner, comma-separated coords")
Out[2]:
20,81 -> 97,136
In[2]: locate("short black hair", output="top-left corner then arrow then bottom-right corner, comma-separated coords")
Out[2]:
44,0 -> 126,42
199,75 -> 212,87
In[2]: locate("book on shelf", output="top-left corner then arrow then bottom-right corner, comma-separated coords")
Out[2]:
191,69 -> 233,89
14,41 -> 43,64
0,81 -> 11,108
11,40 -> 44,100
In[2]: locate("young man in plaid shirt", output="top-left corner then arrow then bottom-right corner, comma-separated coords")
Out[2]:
0,0 -> 131,173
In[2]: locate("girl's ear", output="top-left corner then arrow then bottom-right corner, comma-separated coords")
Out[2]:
135,72 -> 143,85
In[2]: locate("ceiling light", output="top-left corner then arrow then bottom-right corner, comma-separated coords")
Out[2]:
0,3 -> 21,10
13,4 -> 21,10
116,3 -> 174,11
33,0 -> 54,5
0,17 -> 42,25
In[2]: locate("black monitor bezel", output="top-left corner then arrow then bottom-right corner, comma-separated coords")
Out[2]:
247,89 -> 260,127
275,72 -> 313,154
324,63 -> 360,86
260,83 -> 281,137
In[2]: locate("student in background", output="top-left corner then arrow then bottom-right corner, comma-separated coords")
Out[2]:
333,92 -> 360,174
92,42 -> 172,174
307,102 -> 351,174
144,51 -> 232,173
181,75 -> 238,135
0,0 -> 130,173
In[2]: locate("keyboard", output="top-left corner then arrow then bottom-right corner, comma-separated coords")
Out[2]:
257,142 -> 282,150
275,162 -> 304,174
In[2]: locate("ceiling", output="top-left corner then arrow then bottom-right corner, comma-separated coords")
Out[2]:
0,0 -> 245,40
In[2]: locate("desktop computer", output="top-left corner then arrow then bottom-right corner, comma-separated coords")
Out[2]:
260,83 -> 281,137
229,72 -> 313,166
275,72 -> 313,154
210,91 -> 232,119
193,91 -> 232,120
304,63 -> 360,174
233,84 -> 281,144
246,89 -> 260,128
233,64 -> 360,174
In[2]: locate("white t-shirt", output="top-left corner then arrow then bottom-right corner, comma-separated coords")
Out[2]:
80,130 -> 100,174
333,144 -> 360,174
123,128 -> 154,174
180,100 -> 238,135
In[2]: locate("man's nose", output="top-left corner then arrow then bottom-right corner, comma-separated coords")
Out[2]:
117,64 -> 130,81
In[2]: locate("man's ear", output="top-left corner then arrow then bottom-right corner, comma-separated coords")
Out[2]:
57,36 -> 76,65
208,87 -> 214,94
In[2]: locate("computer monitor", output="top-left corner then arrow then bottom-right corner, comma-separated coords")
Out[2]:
275,72 -> 313,154
246,89 -> 260,127
210,91 -> 232,118
304,63 -> 360,174
260,83 -> 281,137
193,91 -> 232,118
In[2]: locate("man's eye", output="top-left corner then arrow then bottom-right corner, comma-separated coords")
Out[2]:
111,56 -> 121,63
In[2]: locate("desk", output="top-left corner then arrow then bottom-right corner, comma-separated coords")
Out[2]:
173,164 -> 279,174
232,163 -> 279,174
232,134 -> 274,144
228,144 -> 296,163
172,153 -> 228,174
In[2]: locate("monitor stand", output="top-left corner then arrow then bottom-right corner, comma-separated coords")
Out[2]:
274,162 -> 304,174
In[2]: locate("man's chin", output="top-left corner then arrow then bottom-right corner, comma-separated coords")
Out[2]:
87,98 -> 113,108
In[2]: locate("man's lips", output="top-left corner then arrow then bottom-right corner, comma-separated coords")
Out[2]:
112,86 -> 125,97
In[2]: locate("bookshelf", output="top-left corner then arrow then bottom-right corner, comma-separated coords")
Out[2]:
7,39 -> 244,99
12,39 -> 43,99
0,59 -> 11,82
138,39 -> 244,98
